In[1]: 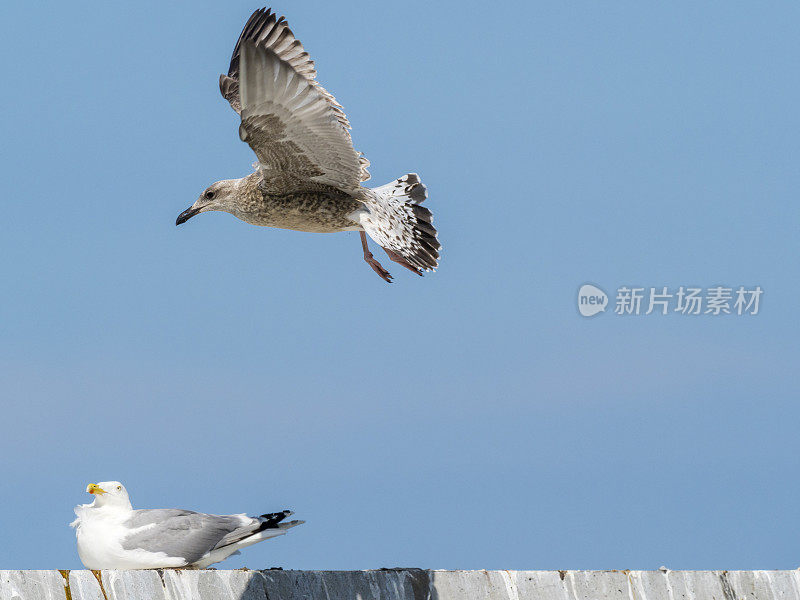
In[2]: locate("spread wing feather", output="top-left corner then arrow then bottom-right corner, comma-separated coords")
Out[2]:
221,9 -> 321,113
220,8 -> 370,186
239,41 -> 365,192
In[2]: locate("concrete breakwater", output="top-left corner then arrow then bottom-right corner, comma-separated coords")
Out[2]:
1,569 -> 799,600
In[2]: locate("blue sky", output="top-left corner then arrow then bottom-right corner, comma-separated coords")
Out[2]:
1,0 -> 798,570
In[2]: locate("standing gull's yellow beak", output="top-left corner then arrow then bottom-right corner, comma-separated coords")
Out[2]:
86,483 -> 107,495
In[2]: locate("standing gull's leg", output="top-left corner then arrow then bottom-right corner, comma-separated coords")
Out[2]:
360,231 -> 392,283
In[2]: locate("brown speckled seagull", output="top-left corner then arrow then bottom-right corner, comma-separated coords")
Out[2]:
176,8 -> 440,282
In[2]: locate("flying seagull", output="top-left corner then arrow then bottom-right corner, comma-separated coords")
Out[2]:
176,7 -> 440,282
70,481 -> 303,569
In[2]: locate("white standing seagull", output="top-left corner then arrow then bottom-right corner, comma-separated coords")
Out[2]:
71,481 -> 303,569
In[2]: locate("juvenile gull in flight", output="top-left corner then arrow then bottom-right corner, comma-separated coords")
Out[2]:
176,7 -> 440,282
71,481 -> 303,569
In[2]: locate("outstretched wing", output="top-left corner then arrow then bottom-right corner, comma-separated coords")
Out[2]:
220,8 -> 370,188
220,9 -> 323,116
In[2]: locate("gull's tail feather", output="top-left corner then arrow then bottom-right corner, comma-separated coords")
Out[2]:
194,509 -> 304,567
361,173 -> 440,275
214,511 -> 303,551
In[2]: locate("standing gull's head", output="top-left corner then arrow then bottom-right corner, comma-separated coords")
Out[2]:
85,481 -> 132,510
176,180 -> 241,225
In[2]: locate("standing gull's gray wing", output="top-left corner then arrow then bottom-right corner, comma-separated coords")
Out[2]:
120,509 -> 254,564
219,8 -> 370,187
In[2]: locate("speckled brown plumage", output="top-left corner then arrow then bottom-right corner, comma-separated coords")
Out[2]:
229,172 -> 362,233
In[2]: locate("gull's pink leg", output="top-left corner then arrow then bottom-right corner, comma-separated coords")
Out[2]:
360,231 -> 392,283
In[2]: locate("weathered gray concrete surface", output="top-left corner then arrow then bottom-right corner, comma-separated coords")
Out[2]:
1,570 -> 799,600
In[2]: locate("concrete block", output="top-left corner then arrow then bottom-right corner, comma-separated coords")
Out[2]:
1,569 -> 799,600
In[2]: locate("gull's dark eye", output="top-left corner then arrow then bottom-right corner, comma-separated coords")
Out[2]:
117,486 -> 121,491
205,190 -> 215,200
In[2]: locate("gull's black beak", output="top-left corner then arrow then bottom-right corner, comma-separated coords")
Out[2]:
176,206 -> 201,226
